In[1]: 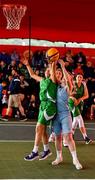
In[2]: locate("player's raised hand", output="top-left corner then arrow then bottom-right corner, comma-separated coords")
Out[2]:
58,59 -> 65,67
21,57 -> 29,66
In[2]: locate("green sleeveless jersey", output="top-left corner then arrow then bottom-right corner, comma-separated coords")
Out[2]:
73,81 -> 84,99
38,78 -> 57,125
39,77 -> 57,102
68,81 -> 85,117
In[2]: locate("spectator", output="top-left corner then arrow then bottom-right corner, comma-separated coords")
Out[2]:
3,69 -> 27,121
8,60 -> 18,75
27,94 -> 38,119
18,62 -> 27,76
0,81 -> 7,114
83,61 -> 95,95
0,51 -> 11,65
90,93 -> 95,120
19,74 -> 29,95
0,60 -> 8,82
73,64 -> 84,76
73,51 -> 87,69
63,49 -> 74,73
11,49 -> 20,64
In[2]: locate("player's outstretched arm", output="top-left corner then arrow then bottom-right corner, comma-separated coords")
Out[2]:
49,61 -> 57,83
22,58 -> 42,82
59,59 -> 73,92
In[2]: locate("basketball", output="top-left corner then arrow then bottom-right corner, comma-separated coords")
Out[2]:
46,48 -> 59,63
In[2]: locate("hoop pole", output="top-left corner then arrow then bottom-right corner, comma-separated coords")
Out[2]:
28,15 -> 32,62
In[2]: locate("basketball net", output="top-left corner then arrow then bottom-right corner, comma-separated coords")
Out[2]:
2,4 -> 27,30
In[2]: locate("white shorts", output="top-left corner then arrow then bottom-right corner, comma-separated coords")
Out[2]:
72,114 -> 85,129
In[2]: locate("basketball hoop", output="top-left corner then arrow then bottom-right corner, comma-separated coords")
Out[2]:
2,4 -> 27,30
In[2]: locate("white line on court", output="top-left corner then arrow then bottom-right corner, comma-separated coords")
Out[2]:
0,124 -> 36,127
0,140 -> 34,142
0,122 -> 95,127
77,127 -> 95,131
0,140 -> 94,143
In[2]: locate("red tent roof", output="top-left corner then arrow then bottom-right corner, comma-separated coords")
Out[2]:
0,0 -> 95,42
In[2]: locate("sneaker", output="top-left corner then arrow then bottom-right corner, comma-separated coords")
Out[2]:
73,159 -> 83,170
39,149 -> 52,160
20,115 -> 27,121
0,115 -> 9,122
24,151 -> 39,161
85,137 -> 92,144
63,139 -> 68,147
52,157 -> 63,165
90,115 -> 94,120
63,142 -> 68,147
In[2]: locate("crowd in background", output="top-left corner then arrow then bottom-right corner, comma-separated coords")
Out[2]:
0,49 -> 95,120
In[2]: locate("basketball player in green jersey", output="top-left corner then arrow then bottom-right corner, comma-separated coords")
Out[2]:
68,74 -> 92,144
23,48 -> 58,161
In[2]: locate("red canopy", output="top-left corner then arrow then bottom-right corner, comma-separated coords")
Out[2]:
0,0 -> 95,43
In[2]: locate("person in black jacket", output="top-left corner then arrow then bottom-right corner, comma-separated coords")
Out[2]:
3,69 -> 27,121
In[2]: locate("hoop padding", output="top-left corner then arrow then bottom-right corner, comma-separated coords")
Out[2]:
2,5 -> 27,30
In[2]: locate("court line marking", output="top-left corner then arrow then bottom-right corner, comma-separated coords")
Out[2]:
85,122 -> 95,125
0,125 -> 95,131
0,140 -> 35,142
0,122 -> 95,126
0,123 -> 95,131
77,127 -> 95,131
0,140 -> 95,143
0,124 -> 36,127
1,179 -> 93,180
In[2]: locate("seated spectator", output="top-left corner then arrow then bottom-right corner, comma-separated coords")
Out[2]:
2,89 -> 8,108
6,75 -> 13,87
0,51 -> 11,65
18,62 -> 26,75
0,60 -> 8,82
83,61 -> 94,79
73,51 -> 87,69
0,81 -> 7,114
73,64 -> 84,75
18,61 -> 30,80
11,49 -> 20,65
41,49 -> 48,68
8,60 -> 17,75
19,74 -> 29,95
31,50 -> 41,69
83,61 -> 95,95
26,94 -> 38,119
63,49 -> 74,73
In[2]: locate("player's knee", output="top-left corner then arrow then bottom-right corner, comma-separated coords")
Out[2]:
65,133 -> 72,143
55,134 -> 62,141
36,124 -> 45,136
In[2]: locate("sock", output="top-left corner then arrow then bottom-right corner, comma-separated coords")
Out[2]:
43,144 -> 49,151
56,150 -> 62,159
72,129 -> 75,134
82,133 -> 87,139
33,145 -> 38,153
71,150 -> 78,161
